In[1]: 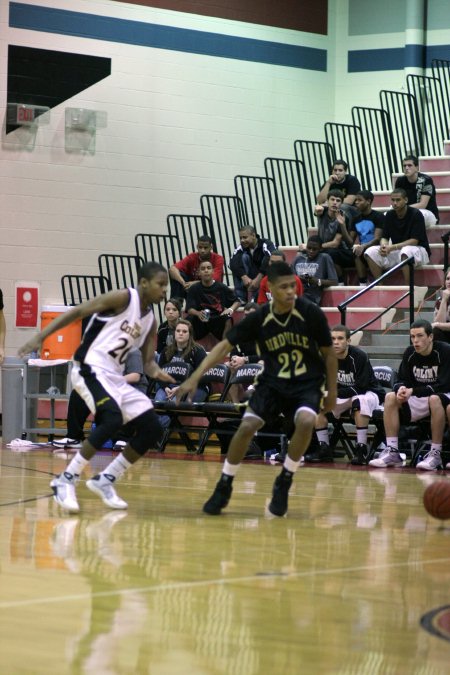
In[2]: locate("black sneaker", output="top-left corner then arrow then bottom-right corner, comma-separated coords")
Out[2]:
350,443 -> 367,465
268,471 -> 293,517
304,442 -> 334,463
203,478 -> 233,515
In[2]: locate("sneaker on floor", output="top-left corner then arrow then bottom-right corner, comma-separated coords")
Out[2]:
86,473 -> 128,509
50,472 -> 80,513
53,437 -> 83,449
416,448 -> 443,471
446,462 -> 450,471
113,440 -> 127,451
304,442 -> 334,463
203,478 -> 233,515
369,447 -> 403,468
268,471 -> 293,517
350,443 -> 367,466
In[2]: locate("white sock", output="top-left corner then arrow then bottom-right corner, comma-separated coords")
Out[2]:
316,428 -> 329,444
66,452 -> 89,478
102,454 -> 132,480
223,459 -> 240,477
431,443 -> 442,453
386,437 -> 398,450
283,455 -> 301,473
356,427 -> 368,445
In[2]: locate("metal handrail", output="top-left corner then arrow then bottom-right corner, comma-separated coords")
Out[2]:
338,257 -> 415,330
442,231 -> 450,273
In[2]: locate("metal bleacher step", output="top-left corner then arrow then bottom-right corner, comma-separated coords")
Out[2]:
321,307 -> 396,331
370,333 -> 409,346
364,345 -> 406,357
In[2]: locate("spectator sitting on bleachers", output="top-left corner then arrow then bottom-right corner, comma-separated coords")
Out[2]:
305,324 -> 382,465
313,189 -> 355,284
364,188 -> 430,284
186,260 -> 241,342
293,235 -> 338,304
156,298 -> 182,356
316,158 -> 362,208
432,268 -> 450,344
229,226 -> 276,302
227,302 -> 260,403
154,318 -> 209,428
349,190 -> 384,285
257,250 -> 303,304
394,154 -> 439,228
369,319 -> 450,471
169,234 -> 224,300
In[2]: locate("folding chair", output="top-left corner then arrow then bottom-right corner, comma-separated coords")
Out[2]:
366,365 -> 398,461
197,363 -> 288,457
151,361 -> 194,451
328,365 -> 399,463
153,363 -> 230,453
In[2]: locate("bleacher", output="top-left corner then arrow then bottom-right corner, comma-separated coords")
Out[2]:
55,59 -> 450,459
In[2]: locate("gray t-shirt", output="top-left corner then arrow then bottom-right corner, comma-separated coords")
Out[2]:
293,252 -> 338,304
125,348 -> 148,393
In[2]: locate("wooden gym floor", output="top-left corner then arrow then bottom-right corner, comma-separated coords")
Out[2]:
0,443 -> 449,674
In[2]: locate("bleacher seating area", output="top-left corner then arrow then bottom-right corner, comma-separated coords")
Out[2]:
54,59 -> 450,463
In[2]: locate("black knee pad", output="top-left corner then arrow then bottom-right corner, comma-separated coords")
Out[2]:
129,409 -> 163,455
88,405 -> 123,449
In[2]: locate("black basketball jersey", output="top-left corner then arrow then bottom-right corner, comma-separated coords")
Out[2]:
225,297 -> 332,394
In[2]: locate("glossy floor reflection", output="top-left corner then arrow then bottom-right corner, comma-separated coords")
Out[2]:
0,446 -> 449,674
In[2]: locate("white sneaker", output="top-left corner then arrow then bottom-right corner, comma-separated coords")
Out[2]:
86,473 -> 128,509
53,437 -> 83,449
369,447 -> 404,468
113,440 -> 127,451
50,472 -> 80,512
446,462 -> 450,471
416,448 -> 443,471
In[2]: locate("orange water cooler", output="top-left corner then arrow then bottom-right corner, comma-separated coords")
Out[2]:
40,305 -> 82,359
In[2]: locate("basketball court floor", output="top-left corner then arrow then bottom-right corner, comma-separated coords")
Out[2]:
1,444 -> 449,674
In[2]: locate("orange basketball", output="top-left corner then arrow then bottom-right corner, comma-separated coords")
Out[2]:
423,480 -> 450,520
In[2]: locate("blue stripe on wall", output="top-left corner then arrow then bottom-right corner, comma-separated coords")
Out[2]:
348,44 -> 448,72
9,2 -> 327,72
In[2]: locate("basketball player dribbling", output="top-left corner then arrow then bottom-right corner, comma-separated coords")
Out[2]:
177,261 -> 338,517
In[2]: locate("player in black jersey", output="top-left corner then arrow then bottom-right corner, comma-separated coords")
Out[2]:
177,261 -> 338,517
309,324 -> 382,465
369,319 -> 450,470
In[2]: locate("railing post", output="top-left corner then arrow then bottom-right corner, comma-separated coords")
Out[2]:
409,258 -> 415,325
442,232 -> 449,273
339,306 -> 346,326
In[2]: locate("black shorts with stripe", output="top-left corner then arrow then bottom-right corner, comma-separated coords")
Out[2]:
247,381 -> 324,426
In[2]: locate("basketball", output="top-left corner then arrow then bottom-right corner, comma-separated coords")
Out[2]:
423,480 -> 450,520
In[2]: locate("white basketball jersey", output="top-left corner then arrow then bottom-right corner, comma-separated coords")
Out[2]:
74,288 -> 154,375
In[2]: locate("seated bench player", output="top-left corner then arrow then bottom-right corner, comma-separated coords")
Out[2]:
306,324 -> 382,465
369,319 -> 450,470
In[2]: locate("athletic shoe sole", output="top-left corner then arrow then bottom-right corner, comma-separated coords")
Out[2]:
86,479 -> 128,510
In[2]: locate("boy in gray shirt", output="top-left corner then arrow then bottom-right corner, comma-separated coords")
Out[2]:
293,235 -> 338,304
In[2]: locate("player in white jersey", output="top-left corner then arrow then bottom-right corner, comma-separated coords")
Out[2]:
18,262 -> 175,513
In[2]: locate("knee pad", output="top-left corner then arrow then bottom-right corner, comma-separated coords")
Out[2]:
351,399 -> 361,413
88,405 -> 123,449
129,409 -> 164,456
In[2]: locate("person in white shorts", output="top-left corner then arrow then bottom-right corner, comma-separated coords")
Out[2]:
364,188 -> 430,284
308,324 -> 381,466
18,262 -> 175,513
394,155 -> 439,228
369,319 -> 450,470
